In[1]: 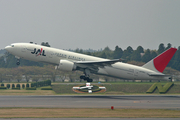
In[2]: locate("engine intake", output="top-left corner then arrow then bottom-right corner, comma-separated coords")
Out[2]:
56,60 -> 76,71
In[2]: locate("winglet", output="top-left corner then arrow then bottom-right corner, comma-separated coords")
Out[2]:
142,48 -> 177,73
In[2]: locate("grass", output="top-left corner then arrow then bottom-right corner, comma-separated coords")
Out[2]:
0,108 -> 179,118
0,82 -> 180,95
52,83 -> 180,95
52,84 -> 75,94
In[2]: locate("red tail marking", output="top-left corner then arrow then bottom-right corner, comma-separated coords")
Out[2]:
153,48 -> 177,73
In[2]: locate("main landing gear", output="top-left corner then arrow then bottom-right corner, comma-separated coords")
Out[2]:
80,69 -> 93,82
80,75 -> 93,82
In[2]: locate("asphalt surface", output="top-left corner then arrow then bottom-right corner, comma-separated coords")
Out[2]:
0,95 -> 180,109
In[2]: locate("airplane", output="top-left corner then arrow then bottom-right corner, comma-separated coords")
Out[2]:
5,42 -> 177,82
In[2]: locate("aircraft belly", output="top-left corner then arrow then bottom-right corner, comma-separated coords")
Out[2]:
98,66 -> 135,80
98,64 -> 153,80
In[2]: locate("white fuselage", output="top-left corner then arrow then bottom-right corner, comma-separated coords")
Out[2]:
5,43 -> 169,80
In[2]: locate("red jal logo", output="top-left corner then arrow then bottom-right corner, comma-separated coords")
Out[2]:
31,48 -> 46,56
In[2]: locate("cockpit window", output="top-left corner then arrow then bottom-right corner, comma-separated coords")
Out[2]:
11,45 -> 14,47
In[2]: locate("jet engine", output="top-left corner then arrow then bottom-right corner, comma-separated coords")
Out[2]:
57,60 -> 76,71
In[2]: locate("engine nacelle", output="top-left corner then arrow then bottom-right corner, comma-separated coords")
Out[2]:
56,60 -> 76,71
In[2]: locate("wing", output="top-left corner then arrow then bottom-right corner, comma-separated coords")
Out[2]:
75,59 -> 122,71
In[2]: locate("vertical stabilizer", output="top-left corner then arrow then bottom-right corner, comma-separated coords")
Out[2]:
142,48 -> 177,73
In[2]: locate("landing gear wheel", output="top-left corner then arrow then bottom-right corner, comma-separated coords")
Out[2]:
80,75 -> 85,79
84,77 -> 89,81
16,59 -> 20,65
87,78 -> 93,82
80,75 -> 93,82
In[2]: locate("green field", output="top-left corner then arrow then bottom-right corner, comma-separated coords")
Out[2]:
52,82 -> 180,95
0,82 -> 180,95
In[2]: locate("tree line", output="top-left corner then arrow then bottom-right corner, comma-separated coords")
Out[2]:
74,43 -> 180,71
0,43 -> 180,71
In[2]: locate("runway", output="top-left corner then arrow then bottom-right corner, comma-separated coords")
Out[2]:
0,95 -> 180,109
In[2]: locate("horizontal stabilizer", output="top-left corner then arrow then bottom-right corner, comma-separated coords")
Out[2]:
148,73 -> 165,76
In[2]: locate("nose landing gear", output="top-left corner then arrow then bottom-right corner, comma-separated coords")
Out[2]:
16,59 -> 20,65
15,56 -> 20,66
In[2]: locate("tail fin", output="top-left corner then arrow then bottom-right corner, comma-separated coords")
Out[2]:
142,48 -> 177,73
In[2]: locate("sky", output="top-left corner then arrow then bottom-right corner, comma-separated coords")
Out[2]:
0,0 -> 180,51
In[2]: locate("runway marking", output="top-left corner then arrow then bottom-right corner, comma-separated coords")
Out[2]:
72,84 -> 106,93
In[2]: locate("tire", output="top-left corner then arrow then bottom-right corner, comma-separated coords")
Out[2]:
80,76 -> 85,79
16,62 -> 20,65
87,79 -> 93,82
84,77 -> 89,80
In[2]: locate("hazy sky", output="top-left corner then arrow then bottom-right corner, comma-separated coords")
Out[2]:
0,0 -> 180,50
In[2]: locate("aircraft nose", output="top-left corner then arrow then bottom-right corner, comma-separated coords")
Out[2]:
5,45 -> 10,50
5,45 -> 12,52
